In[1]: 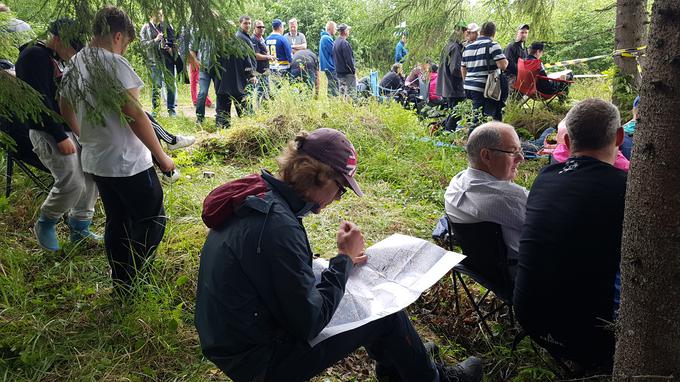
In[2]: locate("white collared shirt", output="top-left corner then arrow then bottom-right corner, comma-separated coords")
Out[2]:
444,167 -> 529,262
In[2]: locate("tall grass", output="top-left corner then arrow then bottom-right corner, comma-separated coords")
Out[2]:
1,80 -> 574,381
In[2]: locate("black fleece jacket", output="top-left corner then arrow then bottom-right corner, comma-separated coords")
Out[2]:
15,41 -> 70,143
332,37 -> 355,75
195,170 -> 353,382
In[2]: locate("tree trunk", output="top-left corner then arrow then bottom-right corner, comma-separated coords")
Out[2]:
614,0 -> 647,78
612,0 -> 647,109
612,0 -> 680,379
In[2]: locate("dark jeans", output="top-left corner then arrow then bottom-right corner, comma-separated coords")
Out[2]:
196,70 -> 216,122
264,311 -> 438,382
291,69 -> 316,91
620,134 -> 633,160
255,74 -> 270,103
93,167 -> 166,294
468,90 -> 503,121
337,73 -> 357,99
324,70 -> 339,97
150,63 -> 176,114
215,94 -> 247,128
443,97 -> 466,131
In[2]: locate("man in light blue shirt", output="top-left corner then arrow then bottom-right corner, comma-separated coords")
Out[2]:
394,33 -> 408,63
319,21 -> 338,96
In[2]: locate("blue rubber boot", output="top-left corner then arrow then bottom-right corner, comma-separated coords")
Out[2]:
34,215 -> 60,251
68,217 -> 103,243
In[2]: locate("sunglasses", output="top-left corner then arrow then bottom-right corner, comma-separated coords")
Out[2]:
256,26 -> 265,29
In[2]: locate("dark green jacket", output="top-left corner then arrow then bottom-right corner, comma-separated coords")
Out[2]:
195,171 -> 353,382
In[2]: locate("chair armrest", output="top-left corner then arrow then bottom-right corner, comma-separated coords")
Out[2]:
536,75 -> 574,84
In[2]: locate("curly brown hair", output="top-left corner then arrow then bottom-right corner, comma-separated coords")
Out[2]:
277,132 -> 343,199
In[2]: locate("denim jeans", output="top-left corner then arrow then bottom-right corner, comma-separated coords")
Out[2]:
255,74 -> 270,103
150,64 -> 176,113
323,70 -> 338,97
196,70 -> 215,121
337,73 -> 356,99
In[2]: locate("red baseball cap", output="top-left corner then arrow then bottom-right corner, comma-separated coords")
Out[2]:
297,128 -> 363,197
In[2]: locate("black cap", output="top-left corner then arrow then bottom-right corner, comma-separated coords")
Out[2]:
518,24 -> 530,31
48,18 -> 85,52
529,41 -> 544,51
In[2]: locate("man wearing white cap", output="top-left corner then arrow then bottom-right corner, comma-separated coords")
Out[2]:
464,23 -> 479,46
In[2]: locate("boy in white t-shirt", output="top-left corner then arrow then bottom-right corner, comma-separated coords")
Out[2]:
61,6 -> 175,295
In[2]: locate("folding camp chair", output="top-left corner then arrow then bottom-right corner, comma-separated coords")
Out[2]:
419,78 -> 430,103
1,121 -> 51,197
4,147 -> 52,197
446,219 -> 515,335
514,58 -> 573,114
369,70 -> 379,98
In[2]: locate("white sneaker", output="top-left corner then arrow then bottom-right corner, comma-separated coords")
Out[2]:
168,135 -> 196,150
161,168 -> 181,185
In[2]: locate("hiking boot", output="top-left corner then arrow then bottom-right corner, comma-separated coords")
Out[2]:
34,215 -> 60,251
438,356 -> 483,382
68,217 -> 103,243
167,135 -> 196,150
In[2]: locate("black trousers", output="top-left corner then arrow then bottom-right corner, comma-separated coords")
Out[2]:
263,311 -> 438,382
93,167 -> 166,294
215,94 -> 247,128
515,305 -> 615,371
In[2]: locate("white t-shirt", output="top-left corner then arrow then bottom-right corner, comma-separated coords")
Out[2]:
63,47 -> 152,177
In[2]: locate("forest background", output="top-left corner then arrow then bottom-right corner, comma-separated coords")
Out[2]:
0,0 -> 656,381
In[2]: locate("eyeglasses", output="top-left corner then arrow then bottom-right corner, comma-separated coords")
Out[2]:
489,148 -> 524,158
334,180 -> 347,198
256,26 -> 265,29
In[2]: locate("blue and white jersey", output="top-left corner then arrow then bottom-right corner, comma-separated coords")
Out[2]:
461,37 -> 505,93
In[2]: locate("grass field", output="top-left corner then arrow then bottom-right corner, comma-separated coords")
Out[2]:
0,77 -> 612,381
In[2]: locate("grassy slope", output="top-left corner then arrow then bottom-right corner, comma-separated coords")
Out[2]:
0,78 -> 610,381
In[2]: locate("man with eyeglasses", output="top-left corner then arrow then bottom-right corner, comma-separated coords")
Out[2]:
444,122 -> 528,277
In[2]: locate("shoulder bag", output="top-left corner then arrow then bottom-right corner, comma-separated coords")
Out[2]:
483,43 -> 502,101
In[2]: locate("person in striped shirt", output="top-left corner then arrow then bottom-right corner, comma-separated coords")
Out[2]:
461,22 -> 508,121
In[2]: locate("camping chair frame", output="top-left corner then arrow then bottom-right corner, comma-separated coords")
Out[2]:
446,218 -> 515,336
514,58 -> 574,114
516,76 -> 573,112
3,145 -> 51,197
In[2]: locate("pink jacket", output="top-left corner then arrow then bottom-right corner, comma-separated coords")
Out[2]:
429,73 -> 441,101
551,120 -> 629,172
